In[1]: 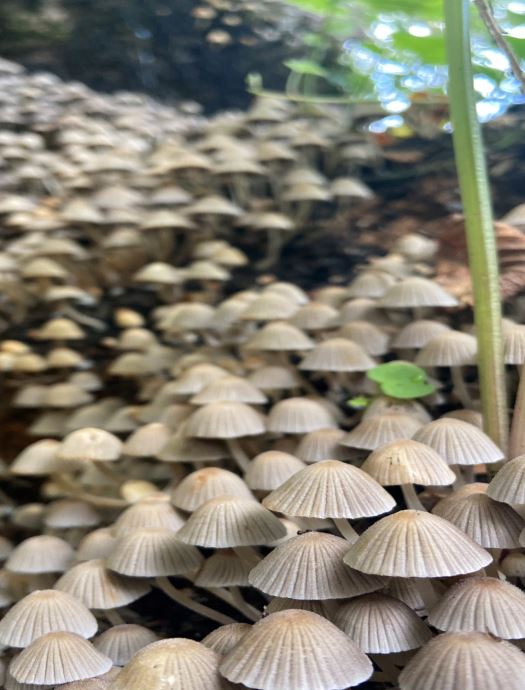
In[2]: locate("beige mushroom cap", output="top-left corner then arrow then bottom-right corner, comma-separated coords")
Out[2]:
109,638 -> 223,690
398,632 -> 525,690
220,609 -> 373,690
344,510 -> 492,577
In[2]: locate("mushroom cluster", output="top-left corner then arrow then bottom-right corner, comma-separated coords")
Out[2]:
0,57 -> 525,690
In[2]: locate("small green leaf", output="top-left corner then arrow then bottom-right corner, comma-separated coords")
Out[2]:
347,395 -> 371,409
367,361 -> 436,399
284,59 -> 329,77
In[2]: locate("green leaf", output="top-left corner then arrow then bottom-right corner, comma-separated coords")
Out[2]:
284,58 -> 329,77
367,361 -> 436,399
347,395 -> 371,409
393,32 -> 447,64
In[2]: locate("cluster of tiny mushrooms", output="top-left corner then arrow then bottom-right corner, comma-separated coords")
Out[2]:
1,56 -> 525,690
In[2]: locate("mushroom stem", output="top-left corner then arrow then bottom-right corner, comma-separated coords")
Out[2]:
415,578 -> 439,611
510,360 -> 525,459
370,655 -> 400,685
103,609 -> 126,626
206,586 -> 260,622
332,518 -> 360,542
485,548 -> 501,577
401,484 -> 426,511
53,473 -> 128,508
461,465 -> 475,483
451,366 -> 475,409
233,546 -> 262,568
226,439 -> 251,472
155,576 -> 236,626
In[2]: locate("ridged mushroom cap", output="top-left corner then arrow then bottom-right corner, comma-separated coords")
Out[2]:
344,510 -> 492,577
170,363 -> 229,395
487,454 -> 525,504
263,460 -> 395,519
122,423 -> 171,457
341,413 -> 423,450
185,401 -> 266,438
107,528 -> 203,577
392,320 -> 451,349
248,365 -> 299,391
202,623 -> 251,656
398,632 -> 525,690
334,593 -> 432,653
55,559 -> 150,609
6,535 -> 74,574
249,531 -> 384,600
295,428 -> 349,463
338,321 -> 390,356
94,624 -> 159,666
432,493 -> 524,548
361,440 -> 456,486
265,597 -> 337,619
10,632 -> 112,686
11,439 -> 60,476
415,331 -> 477,367
191,376 -> 268,405
299,338 -> 375,372
289,302 -> 338,331
77,529 -> 117,562
501,551 -> 525,576
380,277 -> 458,308
413,418 -> 504,465
108,638 -> 223,690
240,293 -> 299,321
195,549 -> 251,587
171,467 -> 253,511
44,499 -> 101,529
112,494 -> 184,537
156,432 -> 227,463
428,576 -> 525,638
244,321 -> 314,351
176,496 -> 287,547
504,325 -> 525,363
58,428 -> 122,463
220,610 -> 373,690
0,589 -> 97,647
267,397 -> 336,433
245,451 -> 306,491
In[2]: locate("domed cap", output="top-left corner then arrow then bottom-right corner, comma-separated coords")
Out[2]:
244,321 -> 314,351
109,638 -> 223,690
202,623 -> 251,656
240,293 -> 299,321
107,528 -> 203,577
380,277 -> 458,308
55,559 -> 150,609
58,428 -> 122,463
195,549 -> 251,587
339,321 -> 390,356
191,376 -> 268,405
176,497 -> 287,547
504,325 -> 525,363
263,460 -> 395,519
341,413 -> 423,450
77,529 -> 117,562
249,532 -> 384,600
361,440 -> 456,486
220,610 -> 373,690
0,589 -> 98,647
296,428 -> 349,463
428,576 -> 525,638
10,632 -> 112,686
289,302 -> 338,331
6,535 -> 74,574
245,451 -> 306,491
344,510 -> 492,577
267,398 -> 336,434
299,338 -> 375,372
44,499 -> 101,529
393,320 -> 451,349
185,401 -> 266,438
122,423 -> 171,457
432,493 -> 524,548
334,593 -> 432,653
248,365 -> 300,391
487,454 -> 525,504
413,418 -> 504,466
398,632 -> 525,690
171,467 -> 253,511
415,331 -> 477,367
112,494 -> 184,537
94,624 -> 159,666
11,439 -> 60,476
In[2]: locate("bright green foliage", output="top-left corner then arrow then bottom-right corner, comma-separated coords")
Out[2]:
347,395 -> 371,410
367,362 -> 436,399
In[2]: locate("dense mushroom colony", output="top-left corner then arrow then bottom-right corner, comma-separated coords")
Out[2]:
0,57 -> 525,689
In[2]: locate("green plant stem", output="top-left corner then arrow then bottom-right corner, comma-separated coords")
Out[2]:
444,0 -> 508,455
